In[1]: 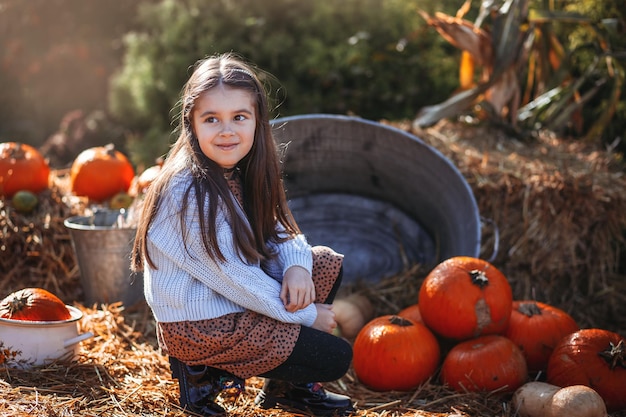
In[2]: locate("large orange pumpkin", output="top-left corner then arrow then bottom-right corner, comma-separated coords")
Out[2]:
505,300 -> 579,373
418,256 -> 512,340
547,328 -> 626,412
0,142 -> 50,198
0,288 -> 71,321
441,335 -> 528,393
353,315 -> 440,391
70,144 -> 135,202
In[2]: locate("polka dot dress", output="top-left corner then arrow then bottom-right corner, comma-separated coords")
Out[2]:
157,170 -> 343,379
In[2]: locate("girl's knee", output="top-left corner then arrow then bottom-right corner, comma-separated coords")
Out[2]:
312,245 -> 342,258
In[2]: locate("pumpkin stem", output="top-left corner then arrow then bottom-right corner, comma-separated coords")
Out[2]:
104,143 -> 116,157
389,315 -> 414,327
6,143 -> 26,159
598,339 -> 625,370
469,269 -> 489,288
2,294 -> 29,319
517,302 -> 542,317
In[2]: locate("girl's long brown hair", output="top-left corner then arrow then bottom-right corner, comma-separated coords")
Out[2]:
131,53 -> 300,271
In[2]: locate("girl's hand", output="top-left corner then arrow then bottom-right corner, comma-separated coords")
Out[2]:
312,303 -> 337,333
280,266 -> 315,312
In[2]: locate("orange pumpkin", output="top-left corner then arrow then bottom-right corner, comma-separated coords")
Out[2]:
0,142 -> 50,198
397,303 -> 423,324
547,328 -> 626,412
128,158 -> 163,197
505,300 -> 579,373
70,144 -> 135,202
418,256 -> 512,340
441,335 -> 528,393
0,288 -> 71,321
353,315 -> 440,391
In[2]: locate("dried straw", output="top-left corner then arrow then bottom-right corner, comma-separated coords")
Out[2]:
0,169 -> 86,302
0,302 -> 516,417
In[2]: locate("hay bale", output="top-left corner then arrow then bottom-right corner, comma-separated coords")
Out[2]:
410,120 -> 626,334
0,171 -> 85,302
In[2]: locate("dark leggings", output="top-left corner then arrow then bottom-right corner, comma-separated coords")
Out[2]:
259,267 -> 352,383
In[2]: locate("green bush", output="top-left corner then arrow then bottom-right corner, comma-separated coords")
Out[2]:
108,0 -> 462,166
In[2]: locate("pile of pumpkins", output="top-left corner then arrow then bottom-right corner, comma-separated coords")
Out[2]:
0,141 -> 160,212
335,256 -> 625,416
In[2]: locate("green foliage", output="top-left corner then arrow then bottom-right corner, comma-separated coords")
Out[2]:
108,0 -> 462,166
561,0 -> 626,146
520,0 -> 625,146
415,0 -> 625,151
4,0 -> 619,169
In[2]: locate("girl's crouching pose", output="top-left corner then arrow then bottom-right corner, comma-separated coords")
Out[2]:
131,53 -> 354,416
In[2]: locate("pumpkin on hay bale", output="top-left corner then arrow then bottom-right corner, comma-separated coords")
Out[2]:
410,119 -> 626,335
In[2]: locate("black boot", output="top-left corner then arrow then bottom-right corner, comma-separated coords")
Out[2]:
169,356 -> 245,416
254,379 -> 354,416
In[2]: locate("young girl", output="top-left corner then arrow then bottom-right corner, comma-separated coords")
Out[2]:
131,53 -> 354,416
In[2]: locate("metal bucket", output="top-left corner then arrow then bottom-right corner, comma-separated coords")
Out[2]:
64,209 -> 144,306
271,114 -> 482,283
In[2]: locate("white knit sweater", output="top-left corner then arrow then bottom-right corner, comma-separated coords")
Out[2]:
143,171 -> 317,327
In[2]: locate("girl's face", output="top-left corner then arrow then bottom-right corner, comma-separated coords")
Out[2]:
192,85 -> 256,169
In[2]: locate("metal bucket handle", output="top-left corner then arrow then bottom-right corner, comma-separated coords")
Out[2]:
480,217 -> 500,263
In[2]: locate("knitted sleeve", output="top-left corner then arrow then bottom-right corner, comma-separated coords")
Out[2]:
262,224 -> 313,281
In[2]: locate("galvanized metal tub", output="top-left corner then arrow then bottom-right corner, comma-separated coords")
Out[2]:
271,114 -> 481,283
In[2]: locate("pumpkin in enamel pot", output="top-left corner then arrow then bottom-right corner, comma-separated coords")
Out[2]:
70,143 -> 135,202
505,300 -> 579,373
0,288 -> 71,322
0,142 -> 50,198
418,256 -> 512,340
547,328 -> 626,412
353,315 -> 440,391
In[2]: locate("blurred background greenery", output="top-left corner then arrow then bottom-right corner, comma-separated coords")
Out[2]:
0,0 -> 623,169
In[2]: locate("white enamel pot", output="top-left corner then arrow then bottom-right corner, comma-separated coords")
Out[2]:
0,305 -> 93,368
